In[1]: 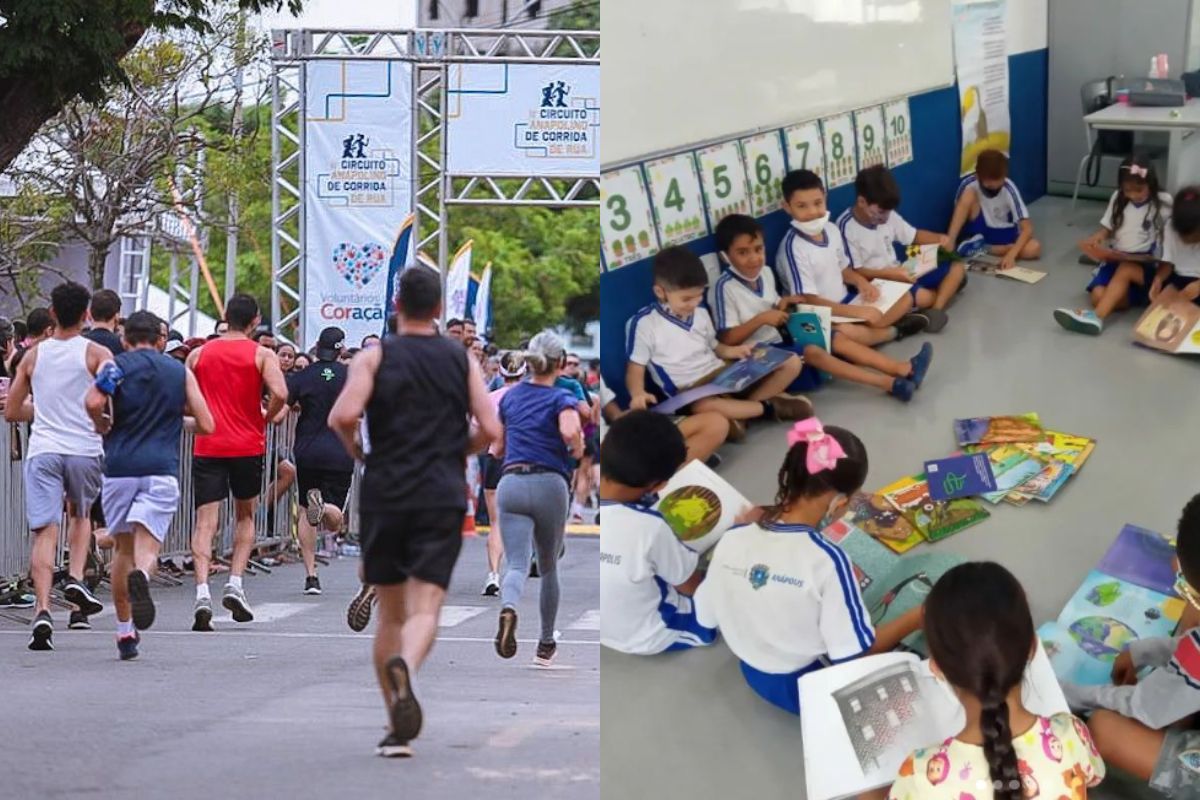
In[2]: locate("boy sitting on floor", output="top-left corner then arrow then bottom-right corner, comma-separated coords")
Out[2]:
836,165 -> 964,332
711,214 -> 932,402
626,246 -> 812,440
946,148 -> 1042,269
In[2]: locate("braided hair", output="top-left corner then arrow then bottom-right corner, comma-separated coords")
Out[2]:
1111,155 -> 1164,238
925,563 -> 1034,800
761,425 -> 868,525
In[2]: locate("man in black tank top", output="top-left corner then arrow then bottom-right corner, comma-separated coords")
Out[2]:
329,265 -> 500,758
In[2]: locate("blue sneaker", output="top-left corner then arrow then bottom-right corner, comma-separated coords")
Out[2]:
909,343 -> 934,388
1053,308 -> 1103,336
890,378 -> 916,402
956,234 -> 987,258
117,632 -> 139,661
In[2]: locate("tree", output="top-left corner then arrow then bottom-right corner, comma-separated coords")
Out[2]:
0,185 -> 70,313
548,0 -> 599,31
0,0 -> 301,175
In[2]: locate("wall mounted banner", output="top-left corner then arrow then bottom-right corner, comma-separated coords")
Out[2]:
304,59 -> 413,349
445,63 -> 599,176
952,0 -> 1010,175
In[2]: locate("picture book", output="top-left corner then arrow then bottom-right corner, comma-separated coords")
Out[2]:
831,279 -> 912,324
653,459 -> 752,554
652,344 -> 794,415
799,646 -> 1068,800
964,252 -> 1048,283
1133,286 -> 1200,355
787,305 -> 832,351
1016,431 -> 1096,470
923,453 -> 996,501
967,443 -> 1044,504
1010,460 -> 1075,502
953,412 -> 1044,447
879,474 -> 990,543
841,492 -> 917,543
1095,524 -> 1178,597
900,244 -> 939,280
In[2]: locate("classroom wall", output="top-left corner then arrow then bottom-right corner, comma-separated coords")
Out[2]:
599,5 -> 1050,404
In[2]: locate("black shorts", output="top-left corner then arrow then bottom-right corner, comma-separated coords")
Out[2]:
360,508 -> 464,589
193,455 -> 264,507
1168,273 -> 1200,301
481,455 -> 503,491
298,467 -> 352,509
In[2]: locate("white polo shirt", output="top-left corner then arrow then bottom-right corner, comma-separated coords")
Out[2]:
774,221 -> 851,302
1100,190 -> 1172,254
710,265 -> 783,346
1162,222 -> 1200,278
694,521 -> 875,674
955,174 -> 1029,229
626,303 -> 725,395
836,208 -> 918,268
600,501 -> 702,655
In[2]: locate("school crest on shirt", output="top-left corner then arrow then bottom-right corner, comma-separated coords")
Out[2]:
748,564 -> 770,590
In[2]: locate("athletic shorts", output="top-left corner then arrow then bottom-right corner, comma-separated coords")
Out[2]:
1152,726 -> 1200,796
193,455 -> 264,507
297,466 -> 352,510
102,475 -> 179,543
1167,273 -> 1200,302
910,261 -> 954,297
481,454 -> 504,491
963,214 -> 1020,246
24,453 -> 103,530
360,508 -> 464,589
1087,261 -> 1156,306
738,658 -> 826,716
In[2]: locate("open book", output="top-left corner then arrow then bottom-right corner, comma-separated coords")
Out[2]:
964,252 -> 1047,284
799,644 -> 1068,800
900,244 -> 939,280
832,279 -> 912,324
1133,286 -> 1200,355
787,305 -> 832,351
651,344 -> 794,415
653,459 -> 751,554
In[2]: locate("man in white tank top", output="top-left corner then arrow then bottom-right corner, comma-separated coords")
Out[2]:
5,281 -> 115,651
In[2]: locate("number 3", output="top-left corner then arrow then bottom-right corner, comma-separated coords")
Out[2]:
606,194 -> 631,232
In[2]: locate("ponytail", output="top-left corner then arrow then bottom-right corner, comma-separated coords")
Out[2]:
761,423 -> 867,524
980,694 -> 1022,800
522,351 -> 555,375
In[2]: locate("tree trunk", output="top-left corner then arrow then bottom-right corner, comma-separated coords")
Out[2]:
88,244 -> 113,292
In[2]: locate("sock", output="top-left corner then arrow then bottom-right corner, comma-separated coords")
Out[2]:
229,575 -> 243,591
196,583 -> 210,601
760,400 -> 773,418
116,618 -> 134,638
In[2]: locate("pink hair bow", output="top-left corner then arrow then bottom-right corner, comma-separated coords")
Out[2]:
787,417 -> 846,473
1125,164 -> 1148,178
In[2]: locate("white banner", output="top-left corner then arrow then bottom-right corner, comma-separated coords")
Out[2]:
952,0 -> 1010,176
446,240 -> 473,321
304,59 -> 413,349
445,63 -> 599,176
475,263 -> 493,336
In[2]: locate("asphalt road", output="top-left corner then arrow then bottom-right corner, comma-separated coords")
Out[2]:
0,534 -> 599,799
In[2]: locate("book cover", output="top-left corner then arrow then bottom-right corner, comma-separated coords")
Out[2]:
841,492 -> 918,542
653,459 -> 752,554
924,453 -> 997,500
1096,524 -> 1179,597
900,243 -> 939,279
1011,460 -> 1075,502
967,444 -> 1043,504
1133,286 -> 1200,355
1016,431 -> 1095,468
953,413 -> 1044,446
653,344 -> 794,415
787,305 -> 832,352
879,475 -> 990,542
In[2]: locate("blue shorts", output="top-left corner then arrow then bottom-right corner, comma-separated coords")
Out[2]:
738,658 -> 824,715
1086,261 -> 1156,306
910,261 -> 954,297
963,214 -> 1019,246
1168,273 -> 1200,303
655,577 -> 717,652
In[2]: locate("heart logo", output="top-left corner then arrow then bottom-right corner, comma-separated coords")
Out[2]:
332,242 -> 387,289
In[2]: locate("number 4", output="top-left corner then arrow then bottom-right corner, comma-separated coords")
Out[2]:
664,178 -> 684,212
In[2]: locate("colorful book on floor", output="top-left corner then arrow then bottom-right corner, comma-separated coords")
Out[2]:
923,453 -> 997,501
878,474 -> 990,542
1010,460 -> 1075,502
841,492 -> 919,543
1095,524 -> 1179,597
787,305 -> 832,351
900,244 -> 939,280
953,413 -> 1044,447
831,279 -> 912,324
963,252 -> 1048,284
966,443 -> 1045,504
653,459 -> 752,554
651,344 -> 794,415
798,645 -> 1068,800
1133,286 -> 1200,355
1016,431 -> 1096,470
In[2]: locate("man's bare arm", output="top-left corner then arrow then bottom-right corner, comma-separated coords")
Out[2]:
328,347 -> 380,459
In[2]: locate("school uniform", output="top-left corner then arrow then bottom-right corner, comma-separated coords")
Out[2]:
837,208 -> 954,297
693,520 -> 875,714
1161,223 -> 1200,301
774,220 -> 852,303
1086,190 -> 1172,306
955,173 -> 1028,245
625,303 -> 725,397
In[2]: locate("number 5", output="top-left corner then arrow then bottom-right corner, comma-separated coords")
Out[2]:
713,165 -> 731,199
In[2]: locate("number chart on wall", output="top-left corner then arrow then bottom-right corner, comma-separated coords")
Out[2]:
740,132 -> 786,218
696,140 -> 751,230
884,99 -> 913,167
601,166 -> 659,269
821,113 -> 857,189
853,106 -> 886,171
783,121 -> 825,183
645,153 -> 707,248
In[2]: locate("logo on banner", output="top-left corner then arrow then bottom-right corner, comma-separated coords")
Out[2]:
341,133 -> 369,159
332,242 -> 387,289
516,79 -> 597,160
317,132 -> 401,208
540,81 -> 569,108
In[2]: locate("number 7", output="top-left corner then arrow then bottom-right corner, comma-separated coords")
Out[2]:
795,141 -> 809,169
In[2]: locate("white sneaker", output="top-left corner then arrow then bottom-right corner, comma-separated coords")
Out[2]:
1053,308 -> 1103,336
222,583 -> 254,623
482,573 -> 500,597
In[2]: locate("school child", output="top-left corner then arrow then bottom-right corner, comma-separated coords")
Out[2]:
712,214 -> 933,402
693,418 -> 923,715
1148,186 -> 1200,306
775,169 -> 930,347
880,562 -> 1104,800
1054,155 -> 1171,335
946,149 -> 1042,269
1063,493 -> 1200,791
599,411 -> 717,655
626,246 -> 812,439
600,375 -> 727,468
837,165 -> 964,332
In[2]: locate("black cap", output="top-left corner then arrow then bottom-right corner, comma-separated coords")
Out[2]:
315,326 -> 345,360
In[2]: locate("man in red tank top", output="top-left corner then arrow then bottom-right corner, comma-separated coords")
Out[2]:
185,294 -> 287,631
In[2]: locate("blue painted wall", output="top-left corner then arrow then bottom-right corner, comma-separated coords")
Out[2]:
599,48 -> 1049,404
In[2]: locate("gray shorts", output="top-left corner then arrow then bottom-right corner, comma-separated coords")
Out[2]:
24,453 -> 103,530
102,475 -> 179,543
1152,726 -> 1200,797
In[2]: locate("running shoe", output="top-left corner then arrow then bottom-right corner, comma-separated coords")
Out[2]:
495,608 -> 518,659
893,314 -> 930,340
305,489 -> 324,527
347,584 -> 375,632
956,234 -> 987,258
1053,308 -> 1103,336
28,611 -> 52,651
68,610 -> 91,630
192,596 -> 214,632
222,583 -> 254,623
909,343 -> 934,388
482,573 -> 500,597
128,569 -> 155,630
304,575 -> 322,595
535,641 -> 557,667
62,579 -> 103,615
921,308 -> 949,333
117,632 -> 140,661
0,586 -> 35,608
376,733 -> 413,758
889,378 -> 916,402
384,656 -> 423,741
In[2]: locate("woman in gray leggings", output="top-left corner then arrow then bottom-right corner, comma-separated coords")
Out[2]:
493,331 -> 584,667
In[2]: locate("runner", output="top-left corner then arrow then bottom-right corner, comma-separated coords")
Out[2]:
493,331 -> 584,667
287,326 -> 353,595
3,282 -> 110,650
479,351 -> 527,596
328,265 -> 499,757
185,293 -> 287,631
84,311 -> 213,659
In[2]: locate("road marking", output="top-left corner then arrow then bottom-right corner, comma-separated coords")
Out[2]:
0,629 -> 600,644
214,602 -> 312,624
567,609 -> 600,630
439,605 -> 489,628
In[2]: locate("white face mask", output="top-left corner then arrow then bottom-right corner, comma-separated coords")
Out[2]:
795,213 -> 829,236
